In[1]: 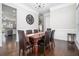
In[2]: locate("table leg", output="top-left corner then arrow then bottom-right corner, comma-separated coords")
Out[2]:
34,39 -> 38,56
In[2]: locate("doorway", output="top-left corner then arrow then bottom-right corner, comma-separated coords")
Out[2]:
2,4 -> 17,55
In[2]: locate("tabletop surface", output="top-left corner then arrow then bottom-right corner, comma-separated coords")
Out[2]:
26,32 -> 45,39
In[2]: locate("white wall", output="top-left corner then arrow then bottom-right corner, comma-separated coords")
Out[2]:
50,4 -> 76,41
17,6 -> 38,31
44,12 -> 50,31
17,4 -> 38,41
4,3 -> 39,42
0,4 -> 2,47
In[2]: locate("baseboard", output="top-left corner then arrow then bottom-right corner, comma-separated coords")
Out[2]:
55,38 -> 67,41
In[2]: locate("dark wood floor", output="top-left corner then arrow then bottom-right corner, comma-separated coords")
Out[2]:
0,38 -> 79,56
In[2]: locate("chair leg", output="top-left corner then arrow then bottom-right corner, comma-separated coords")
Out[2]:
50,38 -> 55,49
22,49 -> 25,56
51,41 -> 55,49
49,42 -> 52,50
32,47 -> 34,55
19,49 -> 20,56
53,41 -> 55,48
44,46 -> 46,56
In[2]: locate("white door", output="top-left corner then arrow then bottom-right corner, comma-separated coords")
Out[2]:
76,4 -> 79,47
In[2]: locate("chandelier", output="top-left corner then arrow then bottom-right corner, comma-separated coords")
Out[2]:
34,3 -> 46,9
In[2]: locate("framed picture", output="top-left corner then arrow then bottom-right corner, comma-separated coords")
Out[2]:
26,14 -> 34,25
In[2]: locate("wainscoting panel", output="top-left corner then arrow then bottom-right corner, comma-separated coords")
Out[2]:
54,29 -> 76,41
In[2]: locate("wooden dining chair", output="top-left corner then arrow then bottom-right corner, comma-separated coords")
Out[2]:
38,31 -> 50,55
26,30 -> 32,34
47,28 -> 51,31
47,28 -> 52,41
44,31 -> 51,48
50,30 -> 55,49
26,30 -> 34,53
46,29 -> 52,49
34,29 -> 39,33
18,30 -> 32,56
26,30 -> 33,44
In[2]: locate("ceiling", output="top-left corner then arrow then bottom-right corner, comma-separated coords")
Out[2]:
23,3 -> 62,14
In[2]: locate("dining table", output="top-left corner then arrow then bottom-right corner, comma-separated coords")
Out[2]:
26,32 -> 45,55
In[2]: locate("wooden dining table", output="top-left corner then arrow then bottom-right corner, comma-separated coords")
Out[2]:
26,32 -> 45,55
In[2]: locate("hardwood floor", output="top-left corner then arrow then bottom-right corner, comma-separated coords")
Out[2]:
0,38 -> 79,56
44,40 -> 79,56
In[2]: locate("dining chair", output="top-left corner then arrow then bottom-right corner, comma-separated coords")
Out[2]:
47,28 -> 51,31
47,29 -> 52,49
44,31 -> 51,48
26,30 -> 32,34
26,30 -> 33,44
18,30 -> 32,56
50,30 -> 55,49
47,28 -> 52,41
38,31 -> 50,55
34,29 -> 39,33
26,30 -> 34,53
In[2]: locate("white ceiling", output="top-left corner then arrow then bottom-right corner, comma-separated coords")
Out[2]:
23,3 -> 62,14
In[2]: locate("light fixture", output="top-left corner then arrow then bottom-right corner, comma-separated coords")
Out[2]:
34,3 -> 46,9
